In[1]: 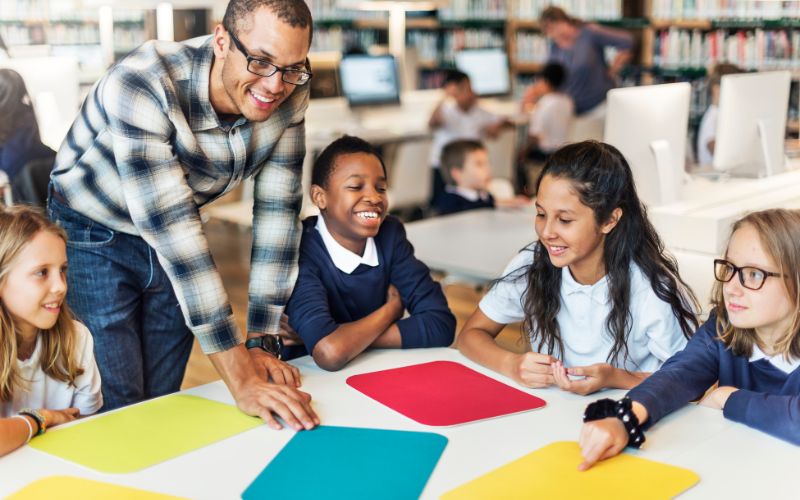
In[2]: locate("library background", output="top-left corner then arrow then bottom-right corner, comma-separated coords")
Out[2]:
1,0 -> 799,213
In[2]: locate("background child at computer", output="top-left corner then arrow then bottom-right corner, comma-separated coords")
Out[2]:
521,63 -> 574,162
0,69 -> 56,205
456,141 -> 699,394
436,139 -> 531,216
428,70 -> 509,204
696,63 -> 744,166
284,135 -> 455,370
578,208 -> 800,470
0,206 -> 102,457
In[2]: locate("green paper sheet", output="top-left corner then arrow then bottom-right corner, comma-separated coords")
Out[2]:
242,425 -> 448,500
30,394 -> 262,473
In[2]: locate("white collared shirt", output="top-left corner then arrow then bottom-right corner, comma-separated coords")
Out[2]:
750,344 -> 800,374
479,248 -> 688,371
445,185 -> 492,203
316,215 -> 379,274
1,321 -> 103,418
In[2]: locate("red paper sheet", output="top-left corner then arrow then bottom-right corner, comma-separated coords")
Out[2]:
346,360 -> 546,426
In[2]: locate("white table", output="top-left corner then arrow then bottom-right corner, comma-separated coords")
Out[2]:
650,165 -> 800,310
405,208 -> 537,283
0,348 -> 795,499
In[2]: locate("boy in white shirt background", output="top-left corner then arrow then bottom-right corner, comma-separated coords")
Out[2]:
522,63 -> 574,162
428,70 -> 509,205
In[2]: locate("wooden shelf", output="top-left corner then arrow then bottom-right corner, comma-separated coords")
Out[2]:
650,19 -> 711,30
512,62 -> 544,73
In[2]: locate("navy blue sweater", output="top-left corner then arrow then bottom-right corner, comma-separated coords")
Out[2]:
628,314 -> 800,445
436,191 -> 495,216
283,215 -> 455,360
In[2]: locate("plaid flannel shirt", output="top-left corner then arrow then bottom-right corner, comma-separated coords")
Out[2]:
51,38 -> 308,354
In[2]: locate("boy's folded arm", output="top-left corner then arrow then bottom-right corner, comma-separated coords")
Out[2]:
312,304 -> 402,371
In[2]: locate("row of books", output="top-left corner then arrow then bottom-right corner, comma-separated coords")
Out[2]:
441,29 -> 505,64
654,27 -> 800,69
651,0 -> 800,20
305,0 -> 383,22
439,0 -> 506,20
510,0 -> 623,21
407,31 -> 439,64
0,23 -> 98,45
514,32 -> 549,63
311,27 -> 379,54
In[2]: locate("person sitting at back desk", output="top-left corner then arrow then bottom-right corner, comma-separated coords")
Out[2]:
0,69 -> 55,203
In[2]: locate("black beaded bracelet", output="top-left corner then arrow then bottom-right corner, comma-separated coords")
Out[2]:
583,397 -> 645,449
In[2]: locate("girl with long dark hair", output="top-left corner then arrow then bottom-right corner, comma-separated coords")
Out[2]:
456,141 -> 699,395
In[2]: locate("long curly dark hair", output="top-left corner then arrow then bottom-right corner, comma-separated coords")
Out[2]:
509,141 -> 699,366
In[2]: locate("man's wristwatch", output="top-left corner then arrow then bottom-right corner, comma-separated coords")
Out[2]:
245,334 -> 283,360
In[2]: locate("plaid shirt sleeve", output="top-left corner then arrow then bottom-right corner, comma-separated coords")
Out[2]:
102,68 -> 241,354
247,88 -> 308,336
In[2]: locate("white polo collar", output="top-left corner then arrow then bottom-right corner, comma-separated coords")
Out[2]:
445,185 -> 492,203
750,344 -> 800,374
316,215 -> 379,274
561,266 -> 609,305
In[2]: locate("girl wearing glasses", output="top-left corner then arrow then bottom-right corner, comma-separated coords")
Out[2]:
578,209 -> 800,470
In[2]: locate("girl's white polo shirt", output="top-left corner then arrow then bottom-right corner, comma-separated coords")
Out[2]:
479,247 -> 688,371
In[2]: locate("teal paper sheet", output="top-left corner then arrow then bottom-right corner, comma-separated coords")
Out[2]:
242,425 -> 448,500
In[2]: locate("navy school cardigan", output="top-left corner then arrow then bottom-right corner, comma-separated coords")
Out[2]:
283,215 -> 455,360
628,313 -> 800,445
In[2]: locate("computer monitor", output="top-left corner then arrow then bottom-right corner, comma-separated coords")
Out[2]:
454,49 -> 510,97
339,54 -> 400,107
604,82 -> 691,207
714,71 -> 791,177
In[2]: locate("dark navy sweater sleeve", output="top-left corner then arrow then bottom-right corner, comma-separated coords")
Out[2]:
284,251 -> 339,358
386,219 -> 456,348
629,313 -> 800,445
723,377 -> 800,445
627,316 -> 721,428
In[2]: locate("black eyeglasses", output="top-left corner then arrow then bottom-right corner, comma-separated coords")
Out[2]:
227,29 -> 312,86
713,259 -> 783,291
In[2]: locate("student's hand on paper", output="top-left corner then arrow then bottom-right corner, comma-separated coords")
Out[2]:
578,417 -> 628,471
278,314 -> 304,347
235,378 -> 319,431
40,408 -> 80,428
385,284 -> 404,320
249,348 -> 302,387
551,361 -> 611,395
508,352 -> 556,388
699,386 -> 738,410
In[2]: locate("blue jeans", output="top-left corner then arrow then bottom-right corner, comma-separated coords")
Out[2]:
48,194 -> 193,411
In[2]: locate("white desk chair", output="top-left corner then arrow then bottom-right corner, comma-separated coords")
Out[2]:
386,138 -> 432,212
485,127 -> 517,182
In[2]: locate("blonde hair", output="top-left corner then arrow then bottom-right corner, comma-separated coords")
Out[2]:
712,209 -> 800,359
0,205 -> 84,402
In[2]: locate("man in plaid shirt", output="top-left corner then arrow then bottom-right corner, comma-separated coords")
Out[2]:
48,0 -> 318,430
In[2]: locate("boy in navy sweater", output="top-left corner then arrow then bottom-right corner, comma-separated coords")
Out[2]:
577,209 -> 800,470
284,135 -> 455,370
436,140 -> 531,216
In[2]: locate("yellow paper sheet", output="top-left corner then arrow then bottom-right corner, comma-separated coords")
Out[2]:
8,476 -> 184,500
442,441 -> 699,500
29,394 -> 262,473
